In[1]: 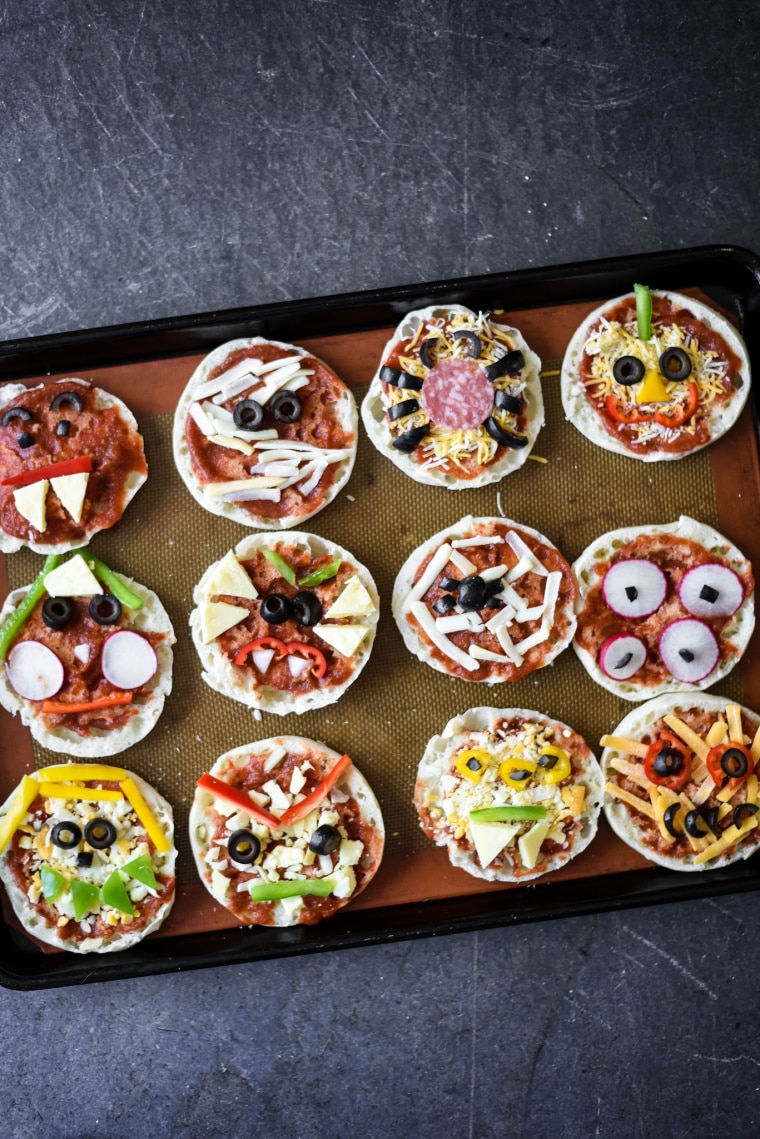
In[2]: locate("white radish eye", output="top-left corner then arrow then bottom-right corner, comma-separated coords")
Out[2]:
598,634 -> 647,681
602,559 -> 667,619
678,564 -> 744,619
659,618 -> 719,683
6,640 -> 64,700
101,630 -> 158,690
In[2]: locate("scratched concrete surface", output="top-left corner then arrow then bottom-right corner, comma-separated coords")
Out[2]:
1,1 -> 760,1136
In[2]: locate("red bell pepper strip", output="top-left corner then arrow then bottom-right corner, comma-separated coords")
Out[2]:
234,636 -> 288,666
42,692 -> 133,714
280,753 -> 352,826
604,395 -> 641,424
706,741 -> 753,792
197,773 -> 281,829
643,732 -> 692,791
654,382 -> 699,428
1,455 -> 92,489
284,642 -> 327,679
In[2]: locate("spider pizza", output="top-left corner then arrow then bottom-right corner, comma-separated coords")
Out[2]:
190,532 -> 379,715
173,337 -> 357,529
190,738 -> 384,927
0,551 -> 174,756
601,693 -> 760,871
0,763 -> 176,952
0,378 -> 147,554
561,285 -> 750,461
392,516 -> 575,683
361,305 -> 543,487
573,516 -> 754,701
414,706 -> 603,882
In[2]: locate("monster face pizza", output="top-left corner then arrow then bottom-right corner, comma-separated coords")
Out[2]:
361,305 -> 543,487
173,337 -> 357,529
0,379 -> 147,553
561,286 -> 750,461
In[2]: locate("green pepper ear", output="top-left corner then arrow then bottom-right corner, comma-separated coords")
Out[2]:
634,283 -> 652,341
122,853 -> 158,890
71,879 -> 99,921
40,865 -> 66,903
100,869 -> 136,916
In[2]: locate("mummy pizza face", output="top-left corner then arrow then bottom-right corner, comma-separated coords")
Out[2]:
573,516 -> 755,701
190,532 -> 379,715
173,338 -> 357,529
0,379 -> 147,553
0,763 -> 176,953
0,552 -> 175,756
361,306 -> 543,488
392,516 -> 576,683
561,288 -> 750,461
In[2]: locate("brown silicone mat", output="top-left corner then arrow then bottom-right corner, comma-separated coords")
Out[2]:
2,292 -> 759,948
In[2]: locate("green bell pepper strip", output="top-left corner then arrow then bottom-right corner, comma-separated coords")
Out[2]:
0,553 -> 64,660
249,877 -> 335,902
298,556 -> 342,588
86,553 -> 144,610
634,283 -> 652,340
40,866 -> 65,903
262,549 -> 297,586
469,805 -> 547,822
122,854 -> 158,890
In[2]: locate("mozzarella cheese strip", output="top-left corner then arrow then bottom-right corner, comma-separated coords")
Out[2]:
505,530 -> 549,575
468,644 -> 512,663
485,605 -> 518,633
405,544 -> 454,607
449,549 -> 477,575
435,612 -> 484,634
409,601 -> 479,671
205,477 -> 282,496
194,358 -> 265,401
479,564 -> 509,583
515,625 -> 549,653
299,460 -> 327,496
506,555 -> 536,582
451,536 -> 504,548
495,625 -> 524,665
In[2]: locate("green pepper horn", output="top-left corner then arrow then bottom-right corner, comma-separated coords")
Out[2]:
634,283 -> 652,341
86,553 -> 144,610
0,553 -> 64,660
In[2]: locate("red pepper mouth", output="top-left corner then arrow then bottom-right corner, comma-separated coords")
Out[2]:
2,455 -> 93,489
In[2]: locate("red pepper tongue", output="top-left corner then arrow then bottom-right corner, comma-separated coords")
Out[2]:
420,359 -> 493,430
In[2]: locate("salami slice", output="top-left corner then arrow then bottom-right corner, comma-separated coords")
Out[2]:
420,358 -> 493,430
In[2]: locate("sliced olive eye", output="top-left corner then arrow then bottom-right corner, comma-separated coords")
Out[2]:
42,597 -> 76,630
659,348 -> 692,382
49,391 -> 84,413
88,594 -> 122,625
308,824 -> 341,855
228,829 -> 261,864
56,421 -> 71,437
16,432 -> 34,448
260,593 -> 292,624
452,329 -> 482,358
291,590 -> 322,626
233,399 -> 264,431
270,390 -> 302,423
84,818 -> 117,849
1,406 -> 33,427
51,821 -> 82,849
612,356 -> 645,385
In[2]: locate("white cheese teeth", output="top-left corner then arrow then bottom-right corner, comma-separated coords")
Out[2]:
12,473 -> 90,532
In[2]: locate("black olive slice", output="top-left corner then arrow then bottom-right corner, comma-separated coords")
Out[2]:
615,651 -> 634,669
50,391 -> 84,413
493,389 -> 524,414
653,747 -> 685,778
663,803 -> 683,837
51,821 -> 82,850
484,417 -> 528,448
612,356 -> 645,386
392,424 -> 429,453
270,390 -> 302,423
84,818 -> 117,850
659,347 -> 692,382
624,586 -> 638,601
42,597 -> 76,630
720,747 -> 749,779
56,420 -> 71,437
88,594 -> 122,626
684,809 -> 709,838
232,399 -> 264,431
439,577 -> 459,593
77,851 -> 94,868
379,364 -> 403,386
678,648 -> 695,663
1,406 -> 32,426
699,584 -> 719,604
308,824 -> 341,855
389,399 -> 419,421
452,329 -> 482,358
484,577 -> 505,597
419,338 -> 437,369
484,350 -> 524,382
703,806 -> 720,834
432,595 -> 455,616
537,753 -> 558,770
16,432 -> 34,448
291,590 -> 323,626
485,595 -> 504,609
457,574 -> 486,612
733,803 -> 759,827
260,593 -> 292,624
228,829 -> 261,865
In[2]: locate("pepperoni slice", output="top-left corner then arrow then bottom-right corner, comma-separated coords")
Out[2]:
420,359 -> 493,431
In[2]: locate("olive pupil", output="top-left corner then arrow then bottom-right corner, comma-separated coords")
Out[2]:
721,748 -> 749,777
624,586 -> 638,601
653,747 -> 683,776
466,758 -> 481,771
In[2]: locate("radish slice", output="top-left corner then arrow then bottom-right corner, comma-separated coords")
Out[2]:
678,564 -> 744,619
252,649 -> 274,673
659,618 -> 719,683
6,641 -> 65,700
602,559 -> 667,618
598,634 -> 647,681
101,630 -> 158,690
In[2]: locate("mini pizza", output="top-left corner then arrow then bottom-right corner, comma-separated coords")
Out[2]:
0,762 -> 176,952
601,693 -> 760,871
561,285 -> 750,461
190,532 -> 379,715
573,516 -> 754,701
0,378 -> 147,554
189,738 -> 384,927
0,551 -> 175,756
415,706 -> 602,882
392,516 -> 576,683
361,305 -> 543,487
173,337 -> 357,529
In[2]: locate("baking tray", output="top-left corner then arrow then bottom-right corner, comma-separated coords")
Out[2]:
1,243 -> 760,989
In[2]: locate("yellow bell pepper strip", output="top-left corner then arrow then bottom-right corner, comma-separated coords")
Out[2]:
40,866 -> 65,903
196,773 -> 281,831
85,553 -> 144,610
0,553 -> 65,660
41,692 -> 133,715
499,758 -> 537,790
100,869 -> 136,916
38,783 -> 123,803
122,854 -> 158,890
280,753 -> 352,826
470,805 -> 547,823
537,746 -> 572,785
36,763 -> 128,783
634,283 -> 652,340
0,775 -> 41,853
262,549 -> 297,586
120,776 -> 171,852
298,556 -> 342,588
1,454 -> 92,489
71,879 -> 99,921
249,877 -> 335,902
455,748 -> 491,783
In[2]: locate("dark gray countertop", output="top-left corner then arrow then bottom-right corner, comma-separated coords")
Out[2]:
1,2 -> 760,1136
